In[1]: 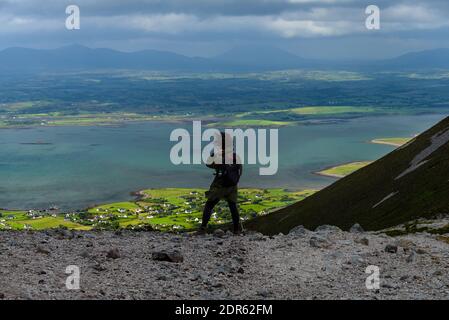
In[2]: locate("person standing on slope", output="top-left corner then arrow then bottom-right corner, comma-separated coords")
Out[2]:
198,132 -> 243,235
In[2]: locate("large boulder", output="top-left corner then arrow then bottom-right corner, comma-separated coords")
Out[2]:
315,225 -> 341,234
349,223 -> 364,233
288,225 -> 309,237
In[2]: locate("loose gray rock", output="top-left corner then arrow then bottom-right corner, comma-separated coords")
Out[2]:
106,248 -> 121,259
36,246 -> 50,255
152,250 -> 184,263
211,282 -> 224,288
93,264 -> 106,271
396,239 -> 415,249
382,282 -> 398,289
189,273 -> 201,281
257,290 -> 272,298
1,220 -> 448,300
213,229 -> 225,238
355,237 -> 369,246
406,250 -> 416,263
433,270 -> 443,276
309,235 -> 331,249
79,250 -> 90,258
349,223 -> 364,233
416,248 -> 427,254
315,225 -> 341,233
349,255 -> 366,265
248,233 -> 266,241
385,244 -> 398,253
288,225 -> 308,237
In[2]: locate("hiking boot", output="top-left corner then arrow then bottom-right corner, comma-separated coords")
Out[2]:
233,229 -> 241,236
233,225 -> 242,235
194,227 -> 207,236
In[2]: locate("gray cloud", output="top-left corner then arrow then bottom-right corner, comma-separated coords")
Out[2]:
0,0 -> 448,58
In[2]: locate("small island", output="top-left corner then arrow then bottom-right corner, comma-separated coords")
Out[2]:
370,137 -> 412,147
315,161 -> 372,178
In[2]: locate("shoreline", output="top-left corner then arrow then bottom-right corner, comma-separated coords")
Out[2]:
370,139 -> 403,147
0,186 -> 310,213
314,161 -> 372,179
314,136 -> 414,179
0,117 -> 198,130
314,171 -> 344,178
370,137 -> 413,147
2,110 -> 444,131
0,187 -> 317,232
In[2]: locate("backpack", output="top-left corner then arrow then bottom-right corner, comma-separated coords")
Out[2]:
221,164 -> 241,187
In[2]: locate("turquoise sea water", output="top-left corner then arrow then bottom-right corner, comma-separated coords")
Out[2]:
0,113 -> 446,210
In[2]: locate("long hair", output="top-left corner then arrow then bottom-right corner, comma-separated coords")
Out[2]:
219,131 -> 234,154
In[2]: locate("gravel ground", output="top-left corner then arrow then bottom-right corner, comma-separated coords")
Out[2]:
1,225 -> 449,300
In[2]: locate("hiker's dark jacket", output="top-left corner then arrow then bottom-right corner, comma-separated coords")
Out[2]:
206,152 -> 242,185
205,151 -> 242,203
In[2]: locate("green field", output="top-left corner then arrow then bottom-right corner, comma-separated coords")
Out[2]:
1,103 -> 444,130
0,112 -> 188,128
1,69 -> 449,130
316,161 -> 372,178
289,106 -> 375,115
207,119 -> 295,128
0,188 -> 316,232
0,210 -> 91,230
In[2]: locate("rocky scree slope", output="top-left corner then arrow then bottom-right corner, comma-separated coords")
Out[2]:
0,224 -> 449,300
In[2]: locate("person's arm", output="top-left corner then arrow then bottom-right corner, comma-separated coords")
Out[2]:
206,151 -> 220,169
206,161 -> 218,169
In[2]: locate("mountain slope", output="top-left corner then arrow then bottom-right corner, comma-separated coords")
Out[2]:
384,48 -> 449,69
1,45 -> 448,72
0,44 -> 310,72
0,45 -> 212,72
212,45 -> 311,70
245,116 -> 449,235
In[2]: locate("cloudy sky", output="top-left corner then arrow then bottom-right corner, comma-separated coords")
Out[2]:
0,0 -> 448,59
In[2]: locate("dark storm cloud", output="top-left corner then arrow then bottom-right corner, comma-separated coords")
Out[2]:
1,0 -> 351,16
0,0 -> 448,58
1,0 -> 448,17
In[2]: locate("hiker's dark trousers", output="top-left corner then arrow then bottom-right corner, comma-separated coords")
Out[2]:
201,199 -> 240,230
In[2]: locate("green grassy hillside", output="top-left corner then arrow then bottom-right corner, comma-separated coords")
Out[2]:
245,117 -> 449,235
0,188 -> 315,232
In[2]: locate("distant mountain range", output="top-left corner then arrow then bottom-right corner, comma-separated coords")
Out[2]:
0,44 -> 448,73
245,116 -> 449,235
